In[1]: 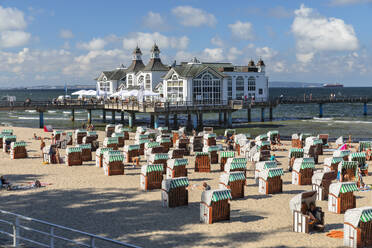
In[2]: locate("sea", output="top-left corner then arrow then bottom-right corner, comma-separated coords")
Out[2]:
0,87 -> 371,140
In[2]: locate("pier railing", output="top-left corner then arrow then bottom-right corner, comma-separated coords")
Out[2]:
273,96 -> 371,104
0,209 -> 140,248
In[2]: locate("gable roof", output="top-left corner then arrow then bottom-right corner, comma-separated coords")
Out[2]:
126,60 -> 145,73
143,58 -> 169,71
164,63 -> 227,79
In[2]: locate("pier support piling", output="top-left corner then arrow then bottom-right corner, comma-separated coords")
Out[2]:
39,111 -> 44,128
192,114 -> 198,130
102,110 -> 106,123
165,114 -> 169,128
269,107 -> 273,121
121,112 -> 125,124
224,112 -> 227,126
364,102 -> 367,116
150,114 -> 155,128
247,107 -> 251,123
87,109 -> 92,124
129,112 -> 135,128
71,109 -> 75,122
173,114 -> 178,129
261,108 -> 265,122
319,103 -> 323,118
111,111 -> 115,124
227,112 -> 232,128
154,115 -> 159,129
218,112 -> 223,124
187,114 -> 192,131
198,112 -> 203,129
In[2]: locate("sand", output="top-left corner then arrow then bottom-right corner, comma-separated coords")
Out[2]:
0,126 -> 371,248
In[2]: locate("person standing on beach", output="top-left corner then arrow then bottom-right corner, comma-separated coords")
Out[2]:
40,138 -> 45,157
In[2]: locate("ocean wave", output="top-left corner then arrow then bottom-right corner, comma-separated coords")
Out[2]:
63,111 -> 71,114
25,110 -> 37,113
312,117 -> 333,121
48,110 -> 57,113
333,120 -> 372,124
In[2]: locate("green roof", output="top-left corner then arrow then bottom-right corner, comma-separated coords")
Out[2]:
300,161 -> 315,169
169,177 -> 189,189
207,146 -> 219,152
146,164 -> 164,173
4,135 -> 16,141
340,183 -> 358,194
105,137 -> 118,144
128,145 -> 140,151
211,190 -> 232,202
220,151 -> 235,158
1,129 -> 13,134
138,134 -> 149,139
112,132 -> 124,137
313,139 -> 323,145
359,141 -> 372,151
290,148 -> 304,158
332,157 -> 343,164
231,158 -> 247,163
106,150 -> 122,156
229,173 -> 246,182
206,133 -> 216,138
360,209 -> 372,223
87,131 -> 97,136
350,152 -> 366,159
263,161 -> 277,169
267,168 -> 284,178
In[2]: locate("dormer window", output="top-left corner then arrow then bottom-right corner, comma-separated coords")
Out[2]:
103,76 -> 107,81
172,74 -> 178,80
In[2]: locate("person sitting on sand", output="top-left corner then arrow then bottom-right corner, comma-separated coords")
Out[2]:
306,203 -> 324,231
0,176 -> 10,187
33,133 -> 41,140
202,182 -> 211,191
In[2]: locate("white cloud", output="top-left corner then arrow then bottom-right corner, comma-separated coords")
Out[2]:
0,31 -> 30,48
228,21 -> 254,40
329,0 -> 372,5
272,61 -> 286,73
77,38 -> 106,50
172,6 -> 216,27
60,29 -> 73,39
227,47 -> 242,61
203,48 -> 224,61
142,11 -> 167,31
210,36 -> 224,47
0,5 -> 27,31
255,46 -> 278,60
296,52 -> 315,64
122,32 -> 189,51
292,4 -> 359,63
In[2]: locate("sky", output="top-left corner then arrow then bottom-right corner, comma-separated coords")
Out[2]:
0,0 -> 372,87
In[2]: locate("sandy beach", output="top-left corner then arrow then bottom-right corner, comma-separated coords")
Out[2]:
0,126 -> 371,248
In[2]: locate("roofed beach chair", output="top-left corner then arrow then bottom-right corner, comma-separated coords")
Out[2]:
292,158 -> 315,185
10,141 -> 27,159
103,151 -> 124,176
219,151 -> 235,171
166,158 -> 188,179
200,189 -> 232,224
95,147 -> 113,167
311,171 -> 337,201
161,177 -> 189,208
328,182 -> 357,214
219,172 -> 246,199
140,164 -> 164,190
105,124 -> 115,138
149,153 -> 168,174
255,161 -> 278,184
76,143 -> 92,161
203,145 -> 219,164
74,129 -> 87,145
194,152 -> 210,172
344,207 -> 372,248
258,167 -> 283,195
65,147 -> 82,166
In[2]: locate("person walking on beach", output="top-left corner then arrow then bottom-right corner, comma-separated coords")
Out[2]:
40,138 -> 45,158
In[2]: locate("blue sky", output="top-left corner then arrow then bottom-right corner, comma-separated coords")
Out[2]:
0,0 -> 372,86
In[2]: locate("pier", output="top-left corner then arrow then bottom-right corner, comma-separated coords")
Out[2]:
0,96 -> 370,129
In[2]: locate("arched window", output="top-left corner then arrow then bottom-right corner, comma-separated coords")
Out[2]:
172,74 -> 178,80
128,75 -> 133,86
236,76 -> 244,100
248,76 -> 256,91
138,75 -> 144,86
192,72 -> 221,104
145,74 -> 151,89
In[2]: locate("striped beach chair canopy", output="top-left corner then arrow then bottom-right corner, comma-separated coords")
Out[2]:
112,132 -> 124,137
104,150 -> 122,157
162,177 -> 189,192
203,145 -> 219,153
1,129 -> 13,135
324,156 -> 343,166
195,152 -> 209,157
338,161 -> 358,171
202,189 -> 232,206
289,191 -> 317,212
141,164 -> 164,174
220,171 -> 246,185
255,161 -> 278,172
267,130 -> 279,138
358,141 -> 372,152
344,207 -> 372,229
105,154 -> 124,163
53,130 -> 64,135
150,153 -> 168,162
256,140 -> 271,149
124,144 -> 140,152
136,139 -> 151,145
167,158 -> 188,169
220,151 -> 235,158
224,129 -> 236,136
350,152 -> 366,160
259,167 -> 284,181
333,149 -> 351,158
289,148 -> 304,158
3,135 -> 16,142
87,131 -> 97,136
104,137 -> 119,145
293,158 -> 315,172
10,141 -> 27,148
145,142 -> 160,149
66,147 -> 82,154
97,147 -> 113,155
329,182 -> 358,197
76,143 -> 91,149
255,134 -> 268,142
